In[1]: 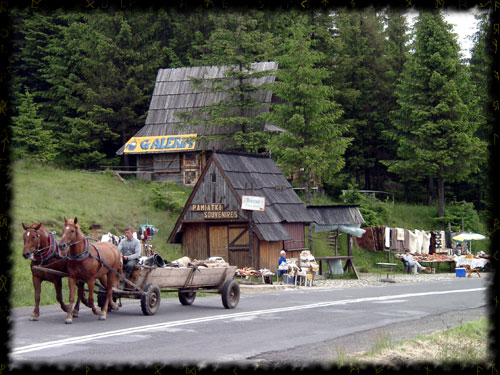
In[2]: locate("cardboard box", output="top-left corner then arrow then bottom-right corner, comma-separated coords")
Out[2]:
456,268 -> 466,277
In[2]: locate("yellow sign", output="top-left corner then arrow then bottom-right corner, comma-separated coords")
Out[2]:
124,134 -> 197,153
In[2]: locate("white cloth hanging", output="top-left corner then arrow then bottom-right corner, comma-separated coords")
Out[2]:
408,230 -> 418,254
415,229 -> 423,254
385,227 -> 391,249
396,227 -> 405,241
421,231 -> 430,254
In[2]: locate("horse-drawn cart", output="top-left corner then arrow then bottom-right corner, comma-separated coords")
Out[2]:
96,264 -> 240,316
33,263 -> 240,316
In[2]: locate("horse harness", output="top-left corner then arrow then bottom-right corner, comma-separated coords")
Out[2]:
66,237 -> 125,282
25,230 -> 64,264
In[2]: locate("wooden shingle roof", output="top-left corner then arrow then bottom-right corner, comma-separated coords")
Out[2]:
216,153 -> 312,241
168,152 -> 313,243
307,205 -> 365,226
117,62 -> 278,155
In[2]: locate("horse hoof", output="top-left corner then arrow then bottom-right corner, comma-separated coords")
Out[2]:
98,314 -> 106,321
65,319 -> 73,324
92,308 -> 99,315
73,312 -> 79,318
29,316 -> 39,321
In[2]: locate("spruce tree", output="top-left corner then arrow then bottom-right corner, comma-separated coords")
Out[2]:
266,13 -> 350,205
386,11 -> 486,216
330,9 -> 393,191
12,88 -> 57,163
177,10 -> 277,153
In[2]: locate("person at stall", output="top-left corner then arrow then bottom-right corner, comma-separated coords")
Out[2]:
401,249 -> 430,274
278,250 -> 287,276
118,227 -> 141,287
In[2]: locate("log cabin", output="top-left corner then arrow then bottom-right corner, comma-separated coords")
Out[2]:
167,152 -> 313,271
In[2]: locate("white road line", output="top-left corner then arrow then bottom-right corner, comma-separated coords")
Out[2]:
11,287 -> 485,355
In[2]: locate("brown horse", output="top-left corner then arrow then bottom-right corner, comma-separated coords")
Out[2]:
59,217 -> 122,323
22,223 -> 89,321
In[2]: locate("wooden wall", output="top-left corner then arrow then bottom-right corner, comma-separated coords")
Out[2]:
259,240 -> 284,272
283,223 -> 306,250
182,223 -> 208,261
183,162 -> 244,222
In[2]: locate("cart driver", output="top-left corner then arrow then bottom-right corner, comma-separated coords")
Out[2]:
118,227 -> 141,286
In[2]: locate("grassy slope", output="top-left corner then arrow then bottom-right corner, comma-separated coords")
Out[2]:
10,160 -> 190,308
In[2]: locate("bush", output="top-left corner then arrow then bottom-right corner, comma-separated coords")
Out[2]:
150,182 -> 185,213
340,184 -> 391,226
432,200 -> 482,232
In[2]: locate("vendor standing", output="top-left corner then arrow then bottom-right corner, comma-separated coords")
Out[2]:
278,250 -> 287,276
118,227 -> 141,283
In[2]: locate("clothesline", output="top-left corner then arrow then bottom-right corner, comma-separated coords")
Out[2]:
354,226 -> 456,255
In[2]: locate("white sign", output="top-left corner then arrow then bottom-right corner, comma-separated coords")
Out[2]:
241,195 -> 266,211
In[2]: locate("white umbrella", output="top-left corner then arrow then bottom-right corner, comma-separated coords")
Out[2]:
452,232 -> 486,252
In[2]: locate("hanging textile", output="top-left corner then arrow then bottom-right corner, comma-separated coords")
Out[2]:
404,229 -> 410,250
396,228 -> 405,241
429,232 -> 436,254
445,230 -> 452,249
421,231 -> 430,255
408,230 -> 418,254
354,227 -> 377,251
385,227 -> 391,249
414,229 -> 423,254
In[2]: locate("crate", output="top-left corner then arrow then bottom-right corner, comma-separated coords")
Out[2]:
456,268 -> 466,277
283,275 -> 295,284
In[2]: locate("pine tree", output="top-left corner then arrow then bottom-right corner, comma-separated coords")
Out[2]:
330,9 -> 393,191
12,88 -> 57,163
177,10 -> 277,153
386,11 -> 486,217
266,13 -> 350,204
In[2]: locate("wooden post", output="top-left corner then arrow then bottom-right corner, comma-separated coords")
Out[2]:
247,209 -> 254,268
335,229 -> 339,256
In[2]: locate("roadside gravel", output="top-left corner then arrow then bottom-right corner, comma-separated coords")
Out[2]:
239,272 -> 480,293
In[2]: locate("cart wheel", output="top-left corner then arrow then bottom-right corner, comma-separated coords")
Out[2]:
97,293 -> 118,312
141,283 -> 161,316
178,291 -> 197,306
221,280 -> 240,309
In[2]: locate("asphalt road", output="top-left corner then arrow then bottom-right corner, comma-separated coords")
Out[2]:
9,276 -> 490,368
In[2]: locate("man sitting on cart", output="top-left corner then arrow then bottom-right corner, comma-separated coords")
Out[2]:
118,227 -> 141,288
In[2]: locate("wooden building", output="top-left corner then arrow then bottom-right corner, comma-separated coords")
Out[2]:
167,152 -> 313,270
307,205 -> 365,278
116,62 -> 280,186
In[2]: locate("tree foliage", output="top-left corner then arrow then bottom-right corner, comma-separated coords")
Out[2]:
266,12 -> 350,202
8,8 -> 490,218
384,11 -> 486,217
11,88 -> 58,163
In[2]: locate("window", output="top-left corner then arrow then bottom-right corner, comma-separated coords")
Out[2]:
184,169 -> 199,185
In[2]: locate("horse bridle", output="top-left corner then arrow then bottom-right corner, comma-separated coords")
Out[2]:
62,225 -> 91,262
23,229 -> 62,262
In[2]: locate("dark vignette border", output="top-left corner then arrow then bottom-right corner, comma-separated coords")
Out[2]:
0,0 -> 497,374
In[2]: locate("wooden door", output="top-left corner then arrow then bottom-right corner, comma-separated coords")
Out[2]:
228,226 -> 250,268
209,226 -> 228,260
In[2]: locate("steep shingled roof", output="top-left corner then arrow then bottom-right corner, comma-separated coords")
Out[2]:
117,62 -> 279,155
168,152 -> 313,243
307,205 -> 365,226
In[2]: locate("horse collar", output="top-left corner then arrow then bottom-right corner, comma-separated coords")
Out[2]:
67,236 -> 91,262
